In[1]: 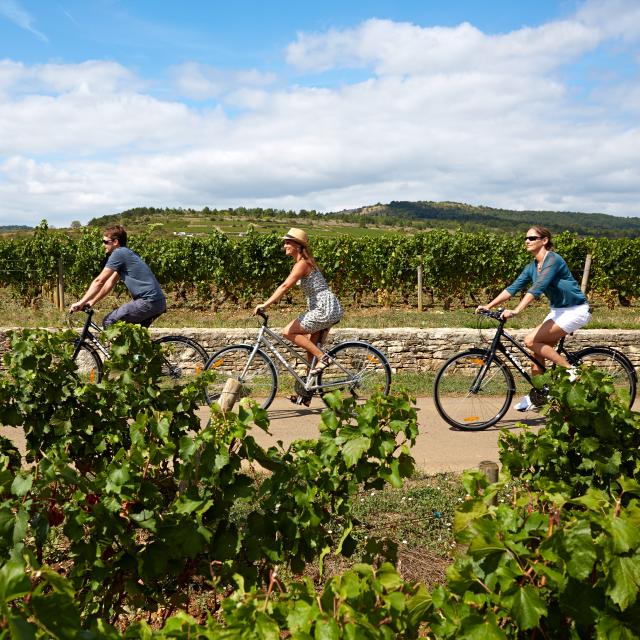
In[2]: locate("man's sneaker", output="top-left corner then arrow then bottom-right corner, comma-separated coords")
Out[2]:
514,394 -> 534,412
567,367 -> 578,382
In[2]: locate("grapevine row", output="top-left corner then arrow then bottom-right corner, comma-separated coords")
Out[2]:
1,328 -> 639,636
1,220 -> 638,307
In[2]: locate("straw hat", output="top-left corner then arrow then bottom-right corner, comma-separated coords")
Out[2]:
282,228 -> 309,248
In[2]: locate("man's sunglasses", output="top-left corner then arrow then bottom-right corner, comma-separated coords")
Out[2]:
102,239 -> 114,244
525,236 -> 541,241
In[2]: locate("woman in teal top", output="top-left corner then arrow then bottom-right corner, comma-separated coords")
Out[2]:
476,225 -> 591,411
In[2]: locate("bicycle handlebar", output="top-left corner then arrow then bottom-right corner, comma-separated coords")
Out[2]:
476,308 -> 505,322
256,308 -> 269,325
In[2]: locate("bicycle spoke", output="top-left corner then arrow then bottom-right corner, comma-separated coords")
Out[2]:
434,351 -> 513,430
204,345 -> 277,409
319,342 -> 391,405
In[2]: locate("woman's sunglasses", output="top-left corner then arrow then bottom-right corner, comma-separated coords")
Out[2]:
525,236 -> 541,241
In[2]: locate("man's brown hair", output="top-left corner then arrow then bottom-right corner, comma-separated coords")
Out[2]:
104,225 -> 127,246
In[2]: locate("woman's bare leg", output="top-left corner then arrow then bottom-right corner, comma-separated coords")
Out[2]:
524,319 -> 569,375
282,319 -> 324,361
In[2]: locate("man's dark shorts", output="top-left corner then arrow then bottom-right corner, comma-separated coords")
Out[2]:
102,298 -> 167,329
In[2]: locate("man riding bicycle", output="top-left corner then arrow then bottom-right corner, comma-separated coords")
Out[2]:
69,225 -> 166,328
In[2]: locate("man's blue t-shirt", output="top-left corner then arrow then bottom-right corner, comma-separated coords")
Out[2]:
505,252 -> 587,308
105,247 -> 165,302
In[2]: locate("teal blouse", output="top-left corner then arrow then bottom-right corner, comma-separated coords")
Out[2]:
505,252 -> 587,308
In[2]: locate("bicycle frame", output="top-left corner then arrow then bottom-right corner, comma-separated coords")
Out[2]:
477,310 -> 570,390
72,308 -> 110,360
242,313 -> 358,394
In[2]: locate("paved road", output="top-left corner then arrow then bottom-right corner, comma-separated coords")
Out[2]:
2,396 -> 544,475
197,396 -> 546,474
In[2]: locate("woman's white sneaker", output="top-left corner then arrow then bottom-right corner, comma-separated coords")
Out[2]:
514,395 -> 534,412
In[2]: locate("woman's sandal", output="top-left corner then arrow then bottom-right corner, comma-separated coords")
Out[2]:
289,394 -> 312,407
309,354 -> 331,376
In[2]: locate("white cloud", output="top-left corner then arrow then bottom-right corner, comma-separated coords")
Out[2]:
285,18 -> 599,77
0,0 -> 639,226
169,62 -> 276,101
0,0 -> 47,42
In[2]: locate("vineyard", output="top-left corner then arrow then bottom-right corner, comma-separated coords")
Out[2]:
1,221 -> 640,310
1,323 -> 640,636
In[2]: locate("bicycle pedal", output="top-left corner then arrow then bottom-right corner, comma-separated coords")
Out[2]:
529,386 -> 548,407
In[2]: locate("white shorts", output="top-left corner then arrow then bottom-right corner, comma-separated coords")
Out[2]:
544,303 -> 591,334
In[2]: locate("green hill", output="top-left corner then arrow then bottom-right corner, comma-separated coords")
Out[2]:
83,201 -> 640,239
329,201 -> 640,237
0,225 -> 32,233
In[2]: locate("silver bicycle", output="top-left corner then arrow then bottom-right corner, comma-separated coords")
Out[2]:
203,309 -> 392,409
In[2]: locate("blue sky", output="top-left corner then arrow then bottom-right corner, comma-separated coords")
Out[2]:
0,0 -> 639,225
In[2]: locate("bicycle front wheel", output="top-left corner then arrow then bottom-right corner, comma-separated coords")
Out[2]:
204,345 -> 278,409
572,346 -> 637,407
434,349 -> 514,431
153,336 -> 208,390
318,341 -> 391,406
72,340 -> 103,384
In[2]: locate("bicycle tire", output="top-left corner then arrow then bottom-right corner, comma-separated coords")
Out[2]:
153,335 -> 209,391
571,346 -> 637,407
434,349 -> 514,431
318,341 -> 391,406
72,340 -> 103,384
204,344 -> 278,409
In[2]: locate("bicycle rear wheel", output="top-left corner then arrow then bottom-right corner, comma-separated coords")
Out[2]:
72,340 -> 103,383
572,346 -> 637,407
434,349 -> 514,431
318,341 -> 391,406
153,336 -> 208,391
204,344 -> 278,409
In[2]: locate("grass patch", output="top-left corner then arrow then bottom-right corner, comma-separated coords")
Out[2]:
231,469 -> 467,588
2,286 -> 638,330
350,471 -> 464,558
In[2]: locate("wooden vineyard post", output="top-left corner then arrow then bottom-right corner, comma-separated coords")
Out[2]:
581,254 -> 592,293
57,258 -> 65,310
219,378 -> 242,412
479,460 -> 499,505
417,255 -> 423,312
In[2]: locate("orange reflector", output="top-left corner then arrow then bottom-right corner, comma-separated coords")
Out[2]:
195,365 -> 202,374
210,360 -> 224,370
464,416 -> 480,422
89,370 -> 95,383
471,359 -> 485,365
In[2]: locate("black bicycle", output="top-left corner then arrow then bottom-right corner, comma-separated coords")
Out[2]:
71,307 -> 209,390
433,308 -> 637,431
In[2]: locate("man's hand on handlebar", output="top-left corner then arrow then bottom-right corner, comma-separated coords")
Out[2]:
253,304 -> 266,317
69,302 -> 92,314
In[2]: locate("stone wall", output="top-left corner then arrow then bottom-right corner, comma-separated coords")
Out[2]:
148,327 -> 640,372
2,327 -> 639,373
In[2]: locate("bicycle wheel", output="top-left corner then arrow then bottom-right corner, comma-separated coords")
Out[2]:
72,340 -> 103,383
572,346 -> 637,407
204,344 -> 278,409
153,336 -> 208,391
434,349 -> 514,431
318,341 -> 391,406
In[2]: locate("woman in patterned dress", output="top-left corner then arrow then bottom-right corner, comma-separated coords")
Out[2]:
253,227 -> 343,377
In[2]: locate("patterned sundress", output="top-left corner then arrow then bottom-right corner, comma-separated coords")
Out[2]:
297,269 -> 343,333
